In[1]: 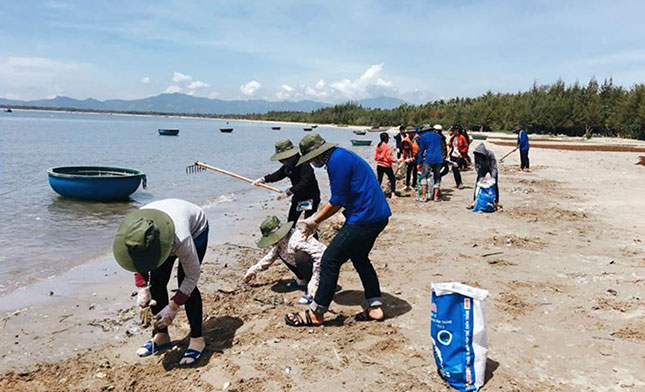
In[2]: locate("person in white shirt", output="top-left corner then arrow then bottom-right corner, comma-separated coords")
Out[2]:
244,216 -> 325,304
113,199 -> 208,366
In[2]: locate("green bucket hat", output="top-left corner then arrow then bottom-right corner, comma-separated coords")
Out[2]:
257,216 -> 294,248
112,209 -> 175,273
270,139 -> 299,161
296,133 -> 337,166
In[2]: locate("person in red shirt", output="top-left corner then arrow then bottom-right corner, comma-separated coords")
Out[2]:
401,129 -> 419,191
374,132 -> 400,198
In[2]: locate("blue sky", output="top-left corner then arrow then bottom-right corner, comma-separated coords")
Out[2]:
1,0 -> 644,103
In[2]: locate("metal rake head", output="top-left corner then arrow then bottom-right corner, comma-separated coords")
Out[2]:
186,162 -> 207,175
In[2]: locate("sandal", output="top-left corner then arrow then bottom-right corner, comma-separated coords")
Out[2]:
284,309 -> 322,327
137,339 -> 173,357
178,348 -> 205,367
354,310 -> 385,322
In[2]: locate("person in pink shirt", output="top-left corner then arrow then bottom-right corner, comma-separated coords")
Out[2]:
374,132 -> 400,198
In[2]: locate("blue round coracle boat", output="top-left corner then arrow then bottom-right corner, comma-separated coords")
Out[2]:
47,166 -> 147,201
158,128 -> 179,136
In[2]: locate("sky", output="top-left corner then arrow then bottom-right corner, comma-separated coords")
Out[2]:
1,0 -> 645,104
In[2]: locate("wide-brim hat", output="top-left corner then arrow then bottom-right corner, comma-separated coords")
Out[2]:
113,209 -> 175,273
270,139 -> 299,161
420,124 -> 432,132
257,216 -> 294,248
296,133 -> 337,166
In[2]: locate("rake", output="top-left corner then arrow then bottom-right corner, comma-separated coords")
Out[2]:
186,161 -> 282,193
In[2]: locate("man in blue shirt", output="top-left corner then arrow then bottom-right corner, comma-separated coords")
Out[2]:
416,124 -> 445,202
516,128 -> 530,171
284,133 -> 391,327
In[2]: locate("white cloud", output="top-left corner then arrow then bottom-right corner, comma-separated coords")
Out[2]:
163,85 -> 182,93
281,84 -> 294,92
172,72 -> 192,83
208,91 -> 220,99
315,80 -> 326,89
240,80 -> 261,96
188,80 -> 209,89
141,76 -> 150,84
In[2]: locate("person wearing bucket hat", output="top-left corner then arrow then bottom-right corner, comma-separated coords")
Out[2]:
252,139 -> 321,223
284,133 -> 391,327
113,198 -> 209,366
416,123 -> 444,202
244,216 -> 326,304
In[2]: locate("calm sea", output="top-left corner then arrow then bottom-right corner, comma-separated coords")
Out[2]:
0,110 -> 378,296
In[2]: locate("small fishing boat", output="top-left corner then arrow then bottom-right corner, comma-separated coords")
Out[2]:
220,128 -> 234,133
158,128 -> 179,136
353,129 -> 367,135
47,166 -> 146,201
303,127 -> 313,131
472,135 -> 488,141
271,126 -> 281,130
3,108 -> 12,113
312,125 -> 318,128
350,139 -> 373,146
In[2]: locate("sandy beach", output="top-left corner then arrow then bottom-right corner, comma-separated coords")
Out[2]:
1,134 -> 644,391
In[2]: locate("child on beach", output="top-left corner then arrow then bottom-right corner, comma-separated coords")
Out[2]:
374,132 -> 400,198
244,216 -> 326,305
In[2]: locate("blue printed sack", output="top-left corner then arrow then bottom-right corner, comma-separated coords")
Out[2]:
431,283 -> 489,392
473,176 -> 496,212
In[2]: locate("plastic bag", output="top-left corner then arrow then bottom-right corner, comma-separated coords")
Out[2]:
431,283 -> 489,392
473,175 -> 496,212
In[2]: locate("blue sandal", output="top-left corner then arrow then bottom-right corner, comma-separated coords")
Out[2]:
137,339 -> 173,357
179,348 -> 205,366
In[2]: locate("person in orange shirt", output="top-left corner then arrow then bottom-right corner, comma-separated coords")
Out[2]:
374,132 -> 400,198
448,125 -> 468,188
401,129 -> 419,191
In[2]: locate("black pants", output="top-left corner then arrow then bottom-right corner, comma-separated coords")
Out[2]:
288,196 -> 320,223
406,161 -> 417,188
312,219 -> 388,313
376,166 -> 396,194
150,227 -> 208,338
520,150 -> 530,170
449,156 -> 463,185
282,251 -> 314,284
473,172 -> 499,203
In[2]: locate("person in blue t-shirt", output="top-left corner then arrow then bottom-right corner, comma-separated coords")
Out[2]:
284,133 -> 391,327
416,124 -> 445,202
515,128 -> 530,171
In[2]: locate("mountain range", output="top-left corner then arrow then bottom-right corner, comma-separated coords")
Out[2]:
0,93 -> 407,114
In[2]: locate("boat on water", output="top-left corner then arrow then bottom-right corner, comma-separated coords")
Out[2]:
3,108 -> 12,113
271,126 -> 281,130
353,129 -> 367,135
350,139 -> 373,146
47,166 -> 146,201
312,125 -> 318,128
472,134 -> 488,140
158,128 -> 179,136
220,128 -> 234,133
303,127 -> 313,131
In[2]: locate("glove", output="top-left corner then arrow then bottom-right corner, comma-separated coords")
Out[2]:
301,217 -> 318,238
137,287 -> 151,308
139,299 -> 157,327
153,304 -> 179,329
244,268 -> 257,283
252,177 -> 266,186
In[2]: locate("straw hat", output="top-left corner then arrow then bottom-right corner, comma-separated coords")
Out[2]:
296,133 -> 337,166
113,209 -> 175,273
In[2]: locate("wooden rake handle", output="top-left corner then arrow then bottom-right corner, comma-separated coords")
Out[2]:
192,161 -> 283,193
499,147 -> 518,162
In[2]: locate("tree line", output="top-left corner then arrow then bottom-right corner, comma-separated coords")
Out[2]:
239,78 -> 645,140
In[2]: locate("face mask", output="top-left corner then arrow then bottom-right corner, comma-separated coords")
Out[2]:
312,161 -> 324,168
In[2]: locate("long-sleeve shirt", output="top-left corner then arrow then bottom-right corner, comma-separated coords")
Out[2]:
134,199 -> 208,305
264,155 -> 320,201
401,136 -> 419,160
247,229 -> 326,296
416,131 -> 444,165
374,142 -> 397,168
449,134 -> 469,157
473,143 -> 498,178
517,130 -> 530,151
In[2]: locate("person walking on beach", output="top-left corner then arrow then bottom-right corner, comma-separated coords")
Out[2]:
468,143 -> 500,209
374,132 -> 399,198
416,124 -> 444,202
284,133 -> 391,327
447,125 -> 467,188
112,198 -> 209,366
516,128 -> 530,171
244,215 -> 326,305
401,128 -> 419,191
253,139 -> 320,223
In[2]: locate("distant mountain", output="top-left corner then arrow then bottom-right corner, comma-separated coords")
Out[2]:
0,93 -> 407,114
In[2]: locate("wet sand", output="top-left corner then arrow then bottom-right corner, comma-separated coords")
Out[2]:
1,137 -> 644,391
